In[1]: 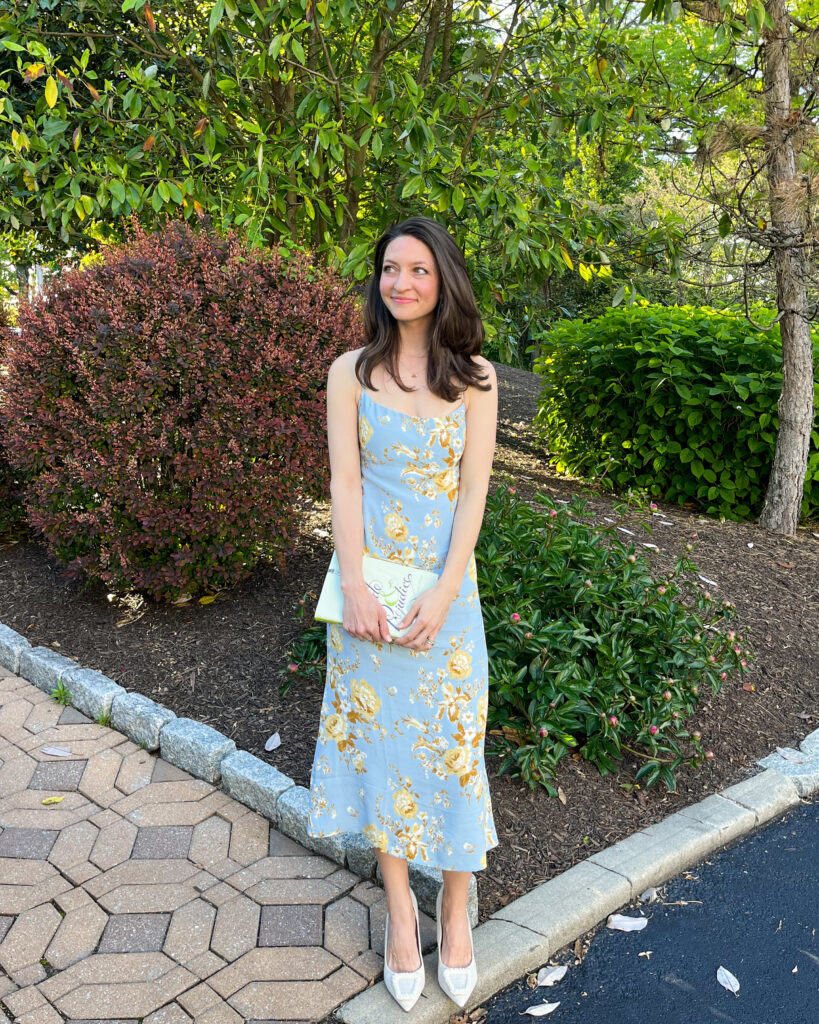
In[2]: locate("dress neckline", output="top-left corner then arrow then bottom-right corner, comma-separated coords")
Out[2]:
359,388 -> 465,422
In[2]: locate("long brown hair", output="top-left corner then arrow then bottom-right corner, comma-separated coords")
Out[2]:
354,216 -> 491,403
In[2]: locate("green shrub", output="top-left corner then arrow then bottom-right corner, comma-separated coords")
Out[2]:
286,483 -> 750,795
531,304 -> 819,521
480,484 -> 748,794
0,217 -> 361,601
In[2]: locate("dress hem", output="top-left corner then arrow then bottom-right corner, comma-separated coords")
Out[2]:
306,820 -> 499,875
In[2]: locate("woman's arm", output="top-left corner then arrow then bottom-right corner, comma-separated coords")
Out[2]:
437,357 -> 498,597
326,351 -> 366,593
327,350 -> 391,642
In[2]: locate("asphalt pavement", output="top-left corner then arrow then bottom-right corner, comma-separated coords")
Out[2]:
479,799 -> 818,1024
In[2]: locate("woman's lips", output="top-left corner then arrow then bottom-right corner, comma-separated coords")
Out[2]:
391,297 -> 415,303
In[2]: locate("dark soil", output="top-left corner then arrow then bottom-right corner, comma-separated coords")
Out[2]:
1,361 -> 817,923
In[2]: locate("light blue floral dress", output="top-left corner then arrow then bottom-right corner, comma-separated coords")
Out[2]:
307,388 -> 498,871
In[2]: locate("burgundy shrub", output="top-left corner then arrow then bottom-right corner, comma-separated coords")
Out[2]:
1,217 -> 361,601
0,326 -> 28,532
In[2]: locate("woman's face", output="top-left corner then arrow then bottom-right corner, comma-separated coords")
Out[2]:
379,234 -> 440,330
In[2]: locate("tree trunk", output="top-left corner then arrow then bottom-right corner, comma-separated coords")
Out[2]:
15,264 -> 29,303
757,0 -> 815,534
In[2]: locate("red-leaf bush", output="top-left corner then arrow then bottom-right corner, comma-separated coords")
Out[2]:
0,217 -> 361,601
0,325 -> 28,532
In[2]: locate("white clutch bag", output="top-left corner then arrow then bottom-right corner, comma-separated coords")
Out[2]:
315,551 -> 440,639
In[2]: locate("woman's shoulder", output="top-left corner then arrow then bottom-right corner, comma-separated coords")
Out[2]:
331,346 -> 366,369
468,353 -> 495,373
462,354 -> 497,388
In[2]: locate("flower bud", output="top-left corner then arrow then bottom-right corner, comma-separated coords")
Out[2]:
288,663 -> 298,673
649,724 -> 659,735
511,612 -> 520,622
609,715 -> 618,726
692,730 -> 701,740
663,690 -> 671,701
705,749 -> 714,760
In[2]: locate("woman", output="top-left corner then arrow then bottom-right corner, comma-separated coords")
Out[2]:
307,215 -> 498,1012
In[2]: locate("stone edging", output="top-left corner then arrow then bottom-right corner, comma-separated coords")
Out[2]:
337,732 -> 819,1023
0,622 -> 477,923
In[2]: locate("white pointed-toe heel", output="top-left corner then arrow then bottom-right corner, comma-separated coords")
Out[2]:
436,886 -> 477,1007
383,888 -> 425,1012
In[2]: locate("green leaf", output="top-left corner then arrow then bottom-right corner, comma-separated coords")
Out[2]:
718,213 -> 731,238
209,0 -> 226,36
401,174 -> 424,199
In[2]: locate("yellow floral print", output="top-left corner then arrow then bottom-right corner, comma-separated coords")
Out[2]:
359,414 -> 374,448
363,823 -> 389,851
350,678 -> 381,721
384,511 -> 409,541
329,624 -> 344,653
393,788 -> 418,818
447,649 -> 472,679
443,745 -> 471,777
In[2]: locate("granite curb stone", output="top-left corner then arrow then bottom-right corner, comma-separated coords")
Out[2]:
0,622 -> 31,674
110,691 -> 177,751
799,727 -> 819,756
220,749 -> 295,820
61,665 -> 127,719
755,748 -> 819,797
718,766 -> 802,823
275,784 -> 347,866
159,717 -> 237,784
18,645 -> 80,694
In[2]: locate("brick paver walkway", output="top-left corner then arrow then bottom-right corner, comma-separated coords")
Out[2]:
0,671 -> 436,1023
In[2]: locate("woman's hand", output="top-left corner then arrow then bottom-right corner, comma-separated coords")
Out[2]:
342,583 -> 392,644
391,581 -> 458,651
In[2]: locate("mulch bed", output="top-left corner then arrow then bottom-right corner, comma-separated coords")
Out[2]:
1,360 -> 817,922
